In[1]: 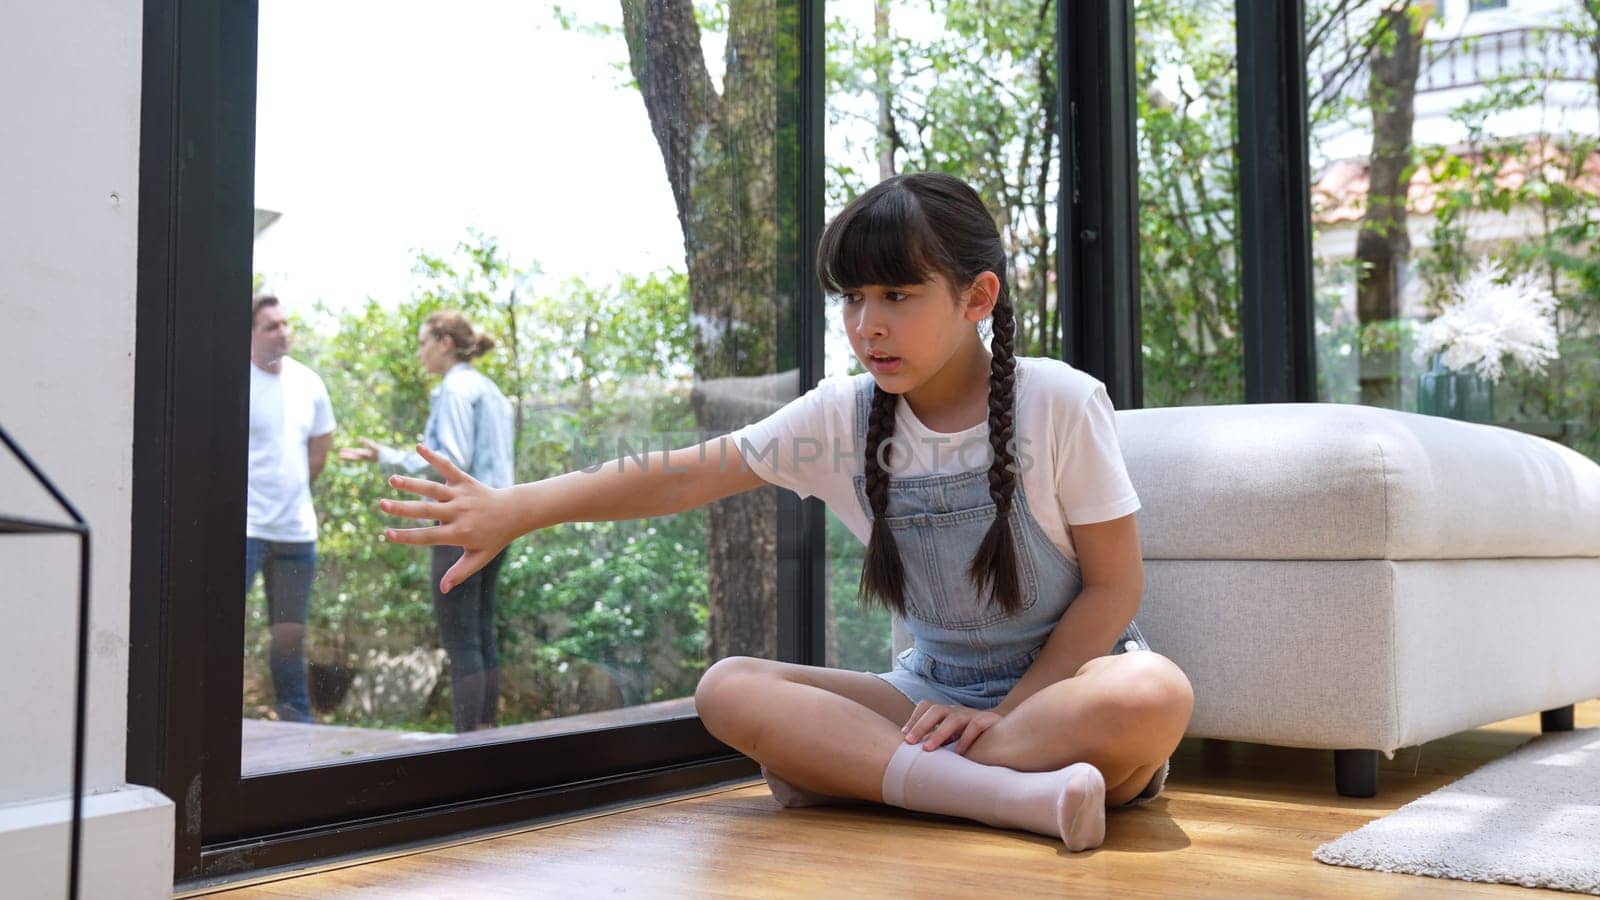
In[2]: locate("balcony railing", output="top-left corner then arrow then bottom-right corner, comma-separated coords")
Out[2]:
1416,27 -> 1596,93
1316,26 -> 1597,104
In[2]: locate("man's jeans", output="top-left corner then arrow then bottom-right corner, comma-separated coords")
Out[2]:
244,538 -> 315,722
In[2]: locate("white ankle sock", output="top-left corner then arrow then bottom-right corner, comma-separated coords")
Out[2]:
880,743 -> 1106,851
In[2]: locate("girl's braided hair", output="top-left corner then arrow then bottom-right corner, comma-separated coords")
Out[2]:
816,173 -> 1022,617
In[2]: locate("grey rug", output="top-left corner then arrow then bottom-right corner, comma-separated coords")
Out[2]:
1314,728 -> 1600,894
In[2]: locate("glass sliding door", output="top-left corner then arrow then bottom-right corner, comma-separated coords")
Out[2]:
244,0 -> 802,774
132,0 -> 821,879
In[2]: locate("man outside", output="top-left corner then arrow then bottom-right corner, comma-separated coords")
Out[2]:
246,295 -> 335,723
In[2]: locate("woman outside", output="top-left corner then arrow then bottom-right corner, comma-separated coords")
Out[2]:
344,310 -> 514,733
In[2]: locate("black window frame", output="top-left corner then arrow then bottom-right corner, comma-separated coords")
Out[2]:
1059,0 -> 1145,409
1237,0 -> 1318,403
1061,0 -> 1316,406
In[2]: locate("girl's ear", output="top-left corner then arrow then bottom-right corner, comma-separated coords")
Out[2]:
962,271 -> 1001,322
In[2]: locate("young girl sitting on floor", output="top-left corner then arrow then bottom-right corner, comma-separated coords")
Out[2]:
379,172 -> 1194,852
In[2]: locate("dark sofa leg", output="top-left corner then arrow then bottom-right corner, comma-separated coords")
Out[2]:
1334,749 -> 1378,798
1541,705 -> 1575,733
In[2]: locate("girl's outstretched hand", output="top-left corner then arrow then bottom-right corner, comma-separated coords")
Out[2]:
380,444 -> 515,594
901,701 -> 1003,755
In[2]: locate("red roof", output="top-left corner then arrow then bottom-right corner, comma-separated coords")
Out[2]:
1311,139 -> 1600,225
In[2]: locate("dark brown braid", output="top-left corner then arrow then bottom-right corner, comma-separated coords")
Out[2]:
858,383 -> 909,613
968,299 -> 1023,614
821,172 -> 1022,616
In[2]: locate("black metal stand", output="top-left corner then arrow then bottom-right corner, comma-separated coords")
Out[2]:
1,425 -> 91,900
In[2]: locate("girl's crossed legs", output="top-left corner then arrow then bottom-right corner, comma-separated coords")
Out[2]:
694,651 -> 1193,845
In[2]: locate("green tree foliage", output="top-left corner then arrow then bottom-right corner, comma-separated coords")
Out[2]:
247,236 -> 710,727
829,510 -> 892,673
827,0 -> 1247,404
1134,0 -> 1244,406
827,0 -> 1062,356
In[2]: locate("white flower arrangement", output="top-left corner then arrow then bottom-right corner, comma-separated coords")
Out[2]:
1413,258 -> 1560,383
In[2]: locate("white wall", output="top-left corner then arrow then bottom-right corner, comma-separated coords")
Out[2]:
0,0 -> 174,896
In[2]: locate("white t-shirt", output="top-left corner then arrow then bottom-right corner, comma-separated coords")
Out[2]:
727,357 -> 1139,565
247,357 -> 336,542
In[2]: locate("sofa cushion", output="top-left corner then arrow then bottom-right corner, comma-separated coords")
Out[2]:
1116,403 -> 1600,561
1138,557 -> 1600,751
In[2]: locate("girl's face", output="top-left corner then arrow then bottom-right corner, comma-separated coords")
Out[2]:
416,325 -> 456,376
840,272 -> 996,392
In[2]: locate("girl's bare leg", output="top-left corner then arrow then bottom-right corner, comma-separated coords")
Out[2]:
962,651 -> 1194,805
694,657 -> 914,802
695,650 -> 1193,817
696,656 -> 1115,850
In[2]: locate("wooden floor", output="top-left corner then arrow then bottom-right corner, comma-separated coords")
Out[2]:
215,700 -> 1599,898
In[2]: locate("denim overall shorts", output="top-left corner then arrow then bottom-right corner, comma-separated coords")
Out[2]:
849,375 -> 1167,801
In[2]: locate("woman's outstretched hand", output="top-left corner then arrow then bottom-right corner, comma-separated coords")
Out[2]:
338,437 -> 383,463
901,701 -> 1003,755
380,444 -> 514,593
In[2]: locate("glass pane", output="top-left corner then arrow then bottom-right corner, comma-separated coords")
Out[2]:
824,1 -> 1060,671
1135,0 -> 1244,406
245,1 -> 796,774
1308,0 -> 1599,462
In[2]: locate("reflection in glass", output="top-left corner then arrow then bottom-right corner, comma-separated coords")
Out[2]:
1308,0 -> 1599,463
244,0 -> 796,774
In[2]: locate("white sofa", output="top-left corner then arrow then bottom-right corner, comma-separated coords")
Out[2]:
1116,403 -> 1600,796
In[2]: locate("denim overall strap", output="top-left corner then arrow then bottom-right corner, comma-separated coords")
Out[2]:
849,373 -> 1149,708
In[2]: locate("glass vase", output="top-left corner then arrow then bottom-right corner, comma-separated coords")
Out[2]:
1416,354 -> 1494,423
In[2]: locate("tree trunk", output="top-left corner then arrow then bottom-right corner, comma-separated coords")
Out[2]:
621,0 -> 780,663
1356,3 -> 1423,408
875,0 -> 896,180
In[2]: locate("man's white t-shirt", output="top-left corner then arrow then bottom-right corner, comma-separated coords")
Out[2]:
727,357 -> 1139,565
248,357 -> 336,542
